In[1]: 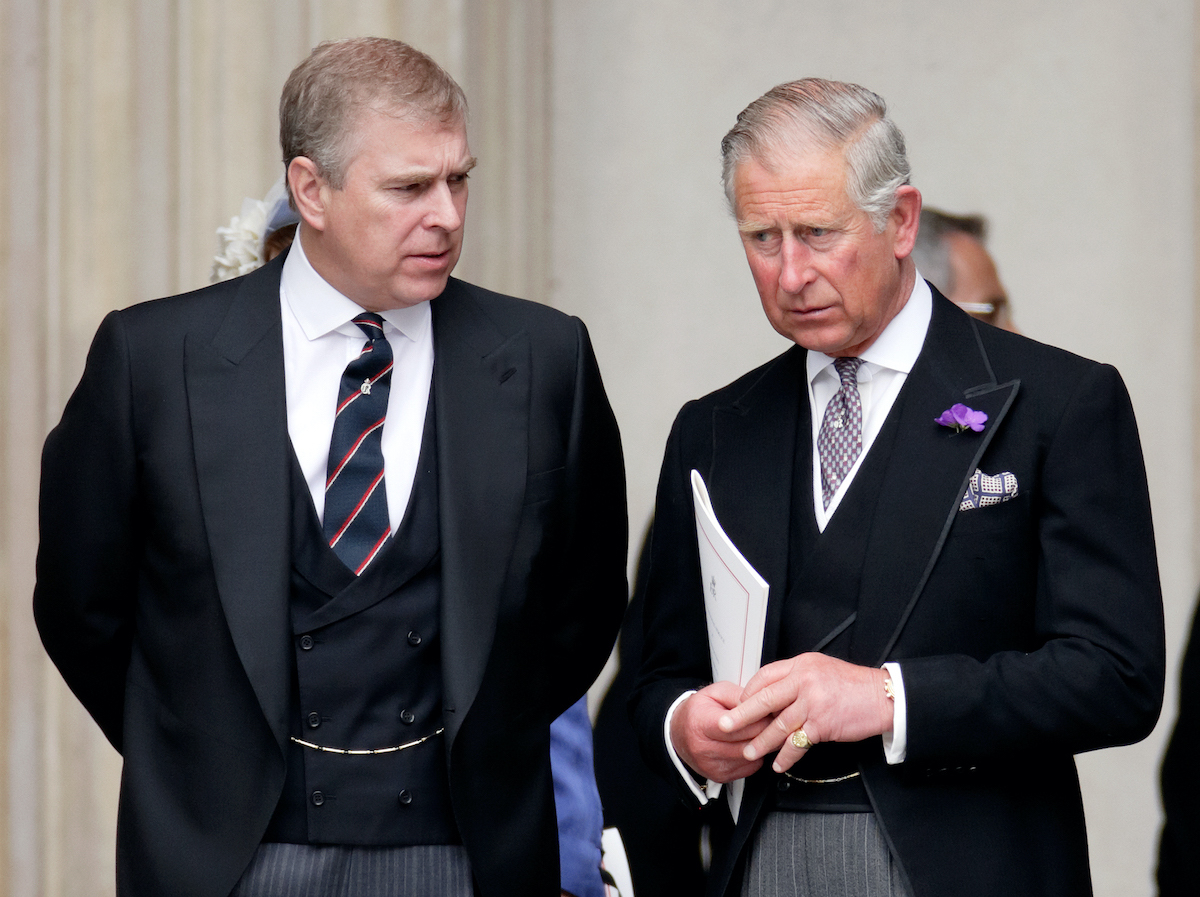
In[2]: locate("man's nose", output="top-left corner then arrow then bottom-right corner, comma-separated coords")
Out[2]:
778,236 -> 816,294
424,182 -> 464,231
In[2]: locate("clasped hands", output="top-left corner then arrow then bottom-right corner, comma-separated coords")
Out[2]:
670,653 -> 895,782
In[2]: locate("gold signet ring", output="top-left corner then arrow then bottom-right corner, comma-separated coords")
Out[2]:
790,729 -> 813,750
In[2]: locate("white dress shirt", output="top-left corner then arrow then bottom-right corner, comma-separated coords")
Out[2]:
808,277 -> 932,528
667,275 -> 933,802
280,229 -> 435,533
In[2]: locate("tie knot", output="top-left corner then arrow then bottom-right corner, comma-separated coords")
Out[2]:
353,313 -> 386,341
833,356 -> 863,388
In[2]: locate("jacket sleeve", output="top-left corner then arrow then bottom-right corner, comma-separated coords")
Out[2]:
34,310 -> 139,751
628,403 -> 715,803
542,318 -> 629,718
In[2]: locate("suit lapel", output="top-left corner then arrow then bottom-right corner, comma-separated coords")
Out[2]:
851,295 -> 1019,665
432,280 -> 530,744
708,346 -> 805,666
186,261 -> 292,746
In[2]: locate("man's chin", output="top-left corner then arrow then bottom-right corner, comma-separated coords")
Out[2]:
360,274 -> 453,312
777,321 -> 854,355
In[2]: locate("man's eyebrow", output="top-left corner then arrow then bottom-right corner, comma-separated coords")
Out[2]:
736,220 -> 772,234
383,157 -> 478,186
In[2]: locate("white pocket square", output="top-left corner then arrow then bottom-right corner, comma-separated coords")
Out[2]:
960,469 -> 1018,511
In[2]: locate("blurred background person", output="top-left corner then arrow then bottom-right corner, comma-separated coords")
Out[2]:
910,207 -> 1016,331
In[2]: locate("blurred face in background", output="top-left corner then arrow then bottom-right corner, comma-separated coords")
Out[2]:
945,230 -> 1015,331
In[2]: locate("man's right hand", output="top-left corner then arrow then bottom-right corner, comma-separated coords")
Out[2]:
670,681 -> 769,783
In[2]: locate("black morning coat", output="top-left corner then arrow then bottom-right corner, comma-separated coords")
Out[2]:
632,290 -> 1165,897
35,253 -> 629,897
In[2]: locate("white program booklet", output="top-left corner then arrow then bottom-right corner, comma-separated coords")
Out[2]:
690,469 -> 769,821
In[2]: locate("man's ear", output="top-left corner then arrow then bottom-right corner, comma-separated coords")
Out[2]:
890,185 -> 922,259
288,157 -> 328,232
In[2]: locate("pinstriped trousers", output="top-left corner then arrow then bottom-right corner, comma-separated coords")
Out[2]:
229,843 -> 476,897
741,812 -> 912,897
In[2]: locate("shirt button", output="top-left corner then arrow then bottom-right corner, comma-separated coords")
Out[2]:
311,791 -> 325,807
407,631 -> 422,647
300,635 -> 315,650
400,709 -> 415,725
398,790 -> 413,806
307,712 -> 321,728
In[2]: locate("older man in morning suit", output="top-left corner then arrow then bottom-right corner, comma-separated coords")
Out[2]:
34,38 -> 626,897
631,78 -> 1164,897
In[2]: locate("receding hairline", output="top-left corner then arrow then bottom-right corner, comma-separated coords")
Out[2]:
744,101 -> 879,161
335,99 -> 471,160
339,76 -> 469,128
721,78 -> 910,233
279,36 -> 471,198
726,117 -> 875,222
740,110 -> 874,166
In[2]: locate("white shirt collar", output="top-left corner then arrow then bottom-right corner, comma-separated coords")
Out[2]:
280,226 -> 432,344
805,274 -> 932,384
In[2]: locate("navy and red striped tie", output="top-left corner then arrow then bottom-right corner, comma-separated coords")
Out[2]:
324,313 -> 393,574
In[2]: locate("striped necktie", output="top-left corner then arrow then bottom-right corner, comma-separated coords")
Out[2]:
323,313 -> 393,573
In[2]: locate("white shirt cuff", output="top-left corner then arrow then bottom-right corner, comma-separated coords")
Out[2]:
664,690 -> 710,804
881,662 -> 907,764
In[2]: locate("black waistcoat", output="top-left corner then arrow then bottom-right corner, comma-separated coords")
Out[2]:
771,393 -> 904,813
264,403 -> 460,846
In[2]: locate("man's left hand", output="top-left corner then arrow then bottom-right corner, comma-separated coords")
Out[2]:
717,653 -> 894,773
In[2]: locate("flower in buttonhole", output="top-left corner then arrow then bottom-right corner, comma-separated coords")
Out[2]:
935,403 -> 988,433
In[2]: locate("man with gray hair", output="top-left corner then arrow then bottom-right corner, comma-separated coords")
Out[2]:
35,37 -> 627,897
632,77 -> 1163,896
910,208 -> 1015,331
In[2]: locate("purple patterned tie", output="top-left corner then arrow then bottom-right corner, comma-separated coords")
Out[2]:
324,313 -> 393,574
818,356 -> 865,509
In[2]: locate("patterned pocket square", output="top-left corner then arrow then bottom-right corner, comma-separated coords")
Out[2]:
960,469 -> 1018,511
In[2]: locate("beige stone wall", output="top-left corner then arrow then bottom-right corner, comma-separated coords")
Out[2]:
0,1 -> 1194,894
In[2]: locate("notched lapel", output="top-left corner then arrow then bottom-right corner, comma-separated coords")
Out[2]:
186,274 -> 292,746
432,290 -> 530,744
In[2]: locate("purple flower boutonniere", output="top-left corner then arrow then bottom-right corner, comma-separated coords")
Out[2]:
936,403 -> 988,433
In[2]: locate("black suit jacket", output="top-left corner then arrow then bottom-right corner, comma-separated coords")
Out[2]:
631,291 -> 1164,897
34,255 -> 628,897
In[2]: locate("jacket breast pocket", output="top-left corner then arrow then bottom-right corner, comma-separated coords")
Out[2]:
949,490 -> 1031,538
